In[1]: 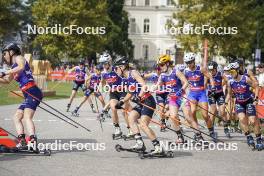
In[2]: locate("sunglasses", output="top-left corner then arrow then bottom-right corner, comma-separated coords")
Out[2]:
159,63 -> 166,67
185,61 -> 194,65
229,69 -> 237,74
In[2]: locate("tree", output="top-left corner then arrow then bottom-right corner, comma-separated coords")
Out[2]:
0,0 -> 21,42
104,0 -> 134,59
31,0 -> 111,62
171,0 -> 259,59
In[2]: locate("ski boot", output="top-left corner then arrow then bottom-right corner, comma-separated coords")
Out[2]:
150,144 -> 164,155
234,126 -> 242,134
130,140 -> 146,152
102,109 -> 111,119
71,107 -> 80,117
90,104 -> 96,113
224,128 -> 231,138
112,127 -> 123,140
97,112 -> 105,122
160,120 -> 166,132
247,135 -> 255,150
123,129 -> 135,141
255,137 -> 264,151
193,133 -> 209,148
210,131 -> 218,143
16,134 -> 27,150
175,135 -> 186,145
28,135 -> 39,152
66,103 -> 71,112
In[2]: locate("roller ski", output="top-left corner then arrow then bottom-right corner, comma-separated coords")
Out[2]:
138,145 -> 174,159
0,135 -> 51,156
71,107 -> 80,117
247,135 -> 255,151
115,143 -> 146,154
0,144 -> 51,156
115,139 -> 146,153
255,137 -> 264,151
112,127 -> 123,140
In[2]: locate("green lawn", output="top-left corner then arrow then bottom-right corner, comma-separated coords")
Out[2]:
0,81 -> 84,106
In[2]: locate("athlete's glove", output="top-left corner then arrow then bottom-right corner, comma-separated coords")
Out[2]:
0,72 -> 6,78
131,96 -> 141,104
254,96 -> 259,105
115,101 -> 124,109
176,89 -> 184,97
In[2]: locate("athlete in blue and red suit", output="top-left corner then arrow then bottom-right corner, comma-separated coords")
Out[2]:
143,64 -> 169,132
156,55 -> 189,144
183,52 -> 218,142
0,43 -> 43,149
99,53 -> 131,139
66,60 -> 87,112
226,62 -> 263,150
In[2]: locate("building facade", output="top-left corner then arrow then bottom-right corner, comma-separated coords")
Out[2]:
124,0 -> 182,68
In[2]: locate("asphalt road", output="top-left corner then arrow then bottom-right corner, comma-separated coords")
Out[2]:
0,97 -> 263,176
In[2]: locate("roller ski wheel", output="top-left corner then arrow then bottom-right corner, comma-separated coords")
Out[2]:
122,134 -> 135,141
210,132 -> 218,143
248,143 -> 256,151
138,150 -> 174,159
1,146 -> 51,156
114,144 -> 146,154
224,129 -> 231,138
43,149 -> 52,156
0,145 -> 9,153
255,138 -> 264,151
71,111 -> 80,117
247,136 -> 255,151
112,132 -> 123,140
255,143 -> 264,151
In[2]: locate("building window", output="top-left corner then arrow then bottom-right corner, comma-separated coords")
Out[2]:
143,45 -> 149,60
130,18 -> 136,33
143,19 -> 150,33
132,0 -> 136,6
145,0 -> 150,6
167,0 -> 173,6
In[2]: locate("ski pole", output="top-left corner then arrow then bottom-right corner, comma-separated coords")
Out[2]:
14,89 -> 91,132
138,101 -> 225,143
122,108 -> 195,141
10,91 -> 79,129
94,94 -> 103,132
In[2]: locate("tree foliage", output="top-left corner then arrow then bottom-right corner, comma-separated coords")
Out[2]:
172,0 -> 262,59
0,0 -> 21,42
31,0 -> 111,59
